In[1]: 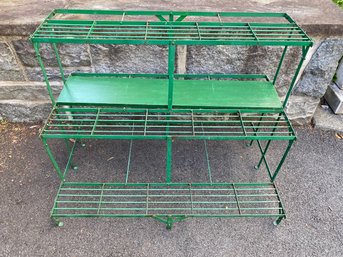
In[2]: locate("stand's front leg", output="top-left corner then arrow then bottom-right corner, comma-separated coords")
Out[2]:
42,138 -> 65,181
166,137 -> 172,183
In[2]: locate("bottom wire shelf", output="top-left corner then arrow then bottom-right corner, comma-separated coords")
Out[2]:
51,181 -> 285,227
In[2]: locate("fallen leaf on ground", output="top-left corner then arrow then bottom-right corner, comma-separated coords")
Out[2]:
107,157 -> 114,161
335,133 -> 343,139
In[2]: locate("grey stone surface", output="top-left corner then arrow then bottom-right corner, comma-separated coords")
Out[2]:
90,44 -> 168,73
1,0 -> 343,36
324,83 -> 343,114
176,45 -> 187,74
0,81 -> 62,101
0,42 -> 24,81
294,39 -> 343,98
313,106 -> 343,132
13,40 -> 91,67
26,66 -> 92,81
187,45 -> 300,96
0,99 -> 52,122
285,95 -> 320,125
335,58 -> 343,89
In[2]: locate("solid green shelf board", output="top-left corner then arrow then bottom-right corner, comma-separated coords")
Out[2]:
57,75 -> 282,109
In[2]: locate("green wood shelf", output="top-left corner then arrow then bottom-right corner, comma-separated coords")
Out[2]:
57,74 -> 282,109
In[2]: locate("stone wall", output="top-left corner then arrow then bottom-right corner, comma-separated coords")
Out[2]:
0,33 -> 343,124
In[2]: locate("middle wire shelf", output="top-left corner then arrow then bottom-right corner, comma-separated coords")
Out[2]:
41,106 -> 295,141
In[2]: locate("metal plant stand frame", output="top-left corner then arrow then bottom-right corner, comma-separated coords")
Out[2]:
30,9 -> 312,229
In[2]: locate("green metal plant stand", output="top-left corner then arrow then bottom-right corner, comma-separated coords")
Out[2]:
30,9 -> 312,229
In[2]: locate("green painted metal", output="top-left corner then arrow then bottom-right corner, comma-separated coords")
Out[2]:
168,44 -> 176,110
31,9 -> 313,228
42,138 -> 64,180
52,43 -> 66,83
283,45 -> 310,108
56,75 -> 282,109
166,137 -> 172,183
51,181 -> 285,228
33,43 -> 56,105
30,9 -> 312,47
41,106 -> 295,141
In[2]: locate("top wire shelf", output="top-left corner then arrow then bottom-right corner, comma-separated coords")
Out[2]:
30,9 -> 313,46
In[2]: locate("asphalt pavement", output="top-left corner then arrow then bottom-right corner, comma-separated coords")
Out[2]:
0,123 -> 342,257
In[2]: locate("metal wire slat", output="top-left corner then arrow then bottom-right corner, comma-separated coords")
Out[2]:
42,107 -> 294,140
30,10 -> 313,46
52,182 -> 284,218
97,183 -> 105,214
232,184 -> 241,215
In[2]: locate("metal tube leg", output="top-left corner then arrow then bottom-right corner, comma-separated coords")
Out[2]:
166,216 -> 173,230
274,216 -> 285,226
271,140 -> 294,182
33,43 -> 55,105
52,217 -> 64,227
42,138 -> 65,181
63,139 -> 78,177
255,114 -> 282,169
166,137 -> 172,183
256,139 -> 272,169
64,139 -> 77,171
247,113 -> 265,147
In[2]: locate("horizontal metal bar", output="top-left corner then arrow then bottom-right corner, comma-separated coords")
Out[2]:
52,213 -> 285,218
54,207 -> 282,211
31,38 -> 312,46
52,9 -> 289,18
42,134 -> 295,141
57,200 -> 279,204
59,187 -> 275,191
62,182 -> 275,187
58,193 -> 278,198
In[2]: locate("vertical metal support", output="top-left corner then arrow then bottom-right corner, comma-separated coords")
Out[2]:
125,124 -> 135,184
247,113 -> 265,147
52,43 -> 66,83
271,140 -> 294,181
166,137 -> 172,183
283,46 -> 310,108
63,138 -> 78,177
168,44 -> 176,110
255,113 -> 282,169
42,138 -> 64,180
50,181 -> 64,227
273,46 -> 288,85
169,13 -> 174,22
201,122 -> 212,184
255,140 -> 273,180
33,43 -> 55,105
272,27 -> 294,85
166,216 -> 173,230
273,183 -> 286,225
97,183 -> 105,214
